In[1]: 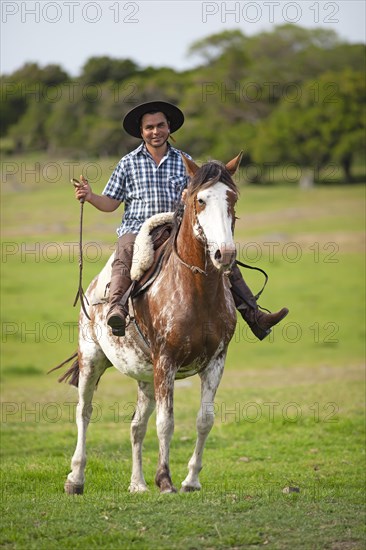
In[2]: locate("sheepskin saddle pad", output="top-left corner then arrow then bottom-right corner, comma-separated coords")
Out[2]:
130,212 -> 174,281
92,212 -> 174,305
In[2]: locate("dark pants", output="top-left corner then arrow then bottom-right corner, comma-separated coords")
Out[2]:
108,233 -> 136,313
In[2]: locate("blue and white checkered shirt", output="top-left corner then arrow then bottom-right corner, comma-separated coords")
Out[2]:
103,142 -> 190,236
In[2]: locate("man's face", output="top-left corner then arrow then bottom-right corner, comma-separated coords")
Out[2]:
140,112 -> 170,148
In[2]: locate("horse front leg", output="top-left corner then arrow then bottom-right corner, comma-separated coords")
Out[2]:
129,380 -> 156,493
181,352 -> 226,492
65,346 -> 109,495
154,359 -> 176,493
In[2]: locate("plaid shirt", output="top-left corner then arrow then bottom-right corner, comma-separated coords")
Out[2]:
103,142 -> 191,236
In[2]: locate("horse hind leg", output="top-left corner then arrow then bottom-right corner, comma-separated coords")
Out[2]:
181,353 -> 225,492
65,347 -> 110,495
129,381 -> 156,493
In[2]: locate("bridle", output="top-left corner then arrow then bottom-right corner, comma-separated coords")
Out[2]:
172,191 -> 235,277
172,196 -> 208,275
171,185 -> 269,300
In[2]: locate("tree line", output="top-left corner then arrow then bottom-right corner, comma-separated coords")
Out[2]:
1,24 -> 365,183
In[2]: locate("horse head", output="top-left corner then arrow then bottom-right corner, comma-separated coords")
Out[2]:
181,152 -> 242,271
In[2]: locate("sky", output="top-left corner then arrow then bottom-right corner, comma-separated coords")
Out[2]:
1,0 -> 365,76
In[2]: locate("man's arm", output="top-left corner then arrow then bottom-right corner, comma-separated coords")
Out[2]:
74,175 -> 121,212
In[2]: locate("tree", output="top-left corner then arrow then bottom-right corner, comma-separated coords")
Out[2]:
0,81 -> 26,136
9,98 -> 52,152
252,70 -> 366,183
188,29 -> 249,64
1,26 -> 365,163
81,56 -> 139,84
0,63 -> 69,136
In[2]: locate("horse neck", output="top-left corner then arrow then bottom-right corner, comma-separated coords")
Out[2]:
176,204 -> 205,271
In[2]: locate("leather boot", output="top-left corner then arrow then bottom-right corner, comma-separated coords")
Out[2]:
106,271 -> 131,337
107,234 -> 136,337
229,263 -> 289,341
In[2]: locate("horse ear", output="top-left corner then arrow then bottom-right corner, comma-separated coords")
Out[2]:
181,153 -> 199,177
226,151 -> 243,175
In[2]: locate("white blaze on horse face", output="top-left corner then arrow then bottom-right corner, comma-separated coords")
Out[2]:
195,182 -> 236,270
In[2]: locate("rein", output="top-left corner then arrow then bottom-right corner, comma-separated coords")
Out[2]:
172,198 -> 208,276
72,180 -> 91,320
235,259 -> 268,300
172,231 -> 207,276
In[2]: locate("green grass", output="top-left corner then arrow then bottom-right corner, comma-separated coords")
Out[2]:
1,156 -> 365,549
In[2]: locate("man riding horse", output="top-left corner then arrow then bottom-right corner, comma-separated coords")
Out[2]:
74,100 -> 288,339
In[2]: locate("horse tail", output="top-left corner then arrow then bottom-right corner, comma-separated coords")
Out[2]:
48,352 -> 80,387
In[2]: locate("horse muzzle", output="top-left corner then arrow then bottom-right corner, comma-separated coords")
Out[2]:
212,244 -> 236,270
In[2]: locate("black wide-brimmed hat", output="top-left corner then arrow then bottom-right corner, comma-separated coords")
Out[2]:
123,101 -> 184,138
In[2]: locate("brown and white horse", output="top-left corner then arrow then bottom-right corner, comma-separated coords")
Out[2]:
63,153 -> 241,494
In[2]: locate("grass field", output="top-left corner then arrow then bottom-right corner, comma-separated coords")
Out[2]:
1,156 -> 365,549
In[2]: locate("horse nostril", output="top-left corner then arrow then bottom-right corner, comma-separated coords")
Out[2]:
213,246 -> 236,266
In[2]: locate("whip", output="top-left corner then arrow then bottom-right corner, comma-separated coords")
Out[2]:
72,178 -> 91,320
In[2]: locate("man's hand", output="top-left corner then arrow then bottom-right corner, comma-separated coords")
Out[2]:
73,175 -> 92,202
72,175 -> 121,212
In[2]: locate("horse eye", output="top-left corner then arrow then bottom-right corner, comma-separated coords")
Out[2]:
197,198 -> 205,206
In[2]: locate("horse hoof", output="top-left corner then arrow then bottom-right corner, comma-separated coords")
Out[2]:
64,481 -> 84,495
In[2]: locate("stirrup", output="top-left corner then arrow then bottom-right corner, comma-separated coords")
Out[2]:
107,310 -> 127,337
